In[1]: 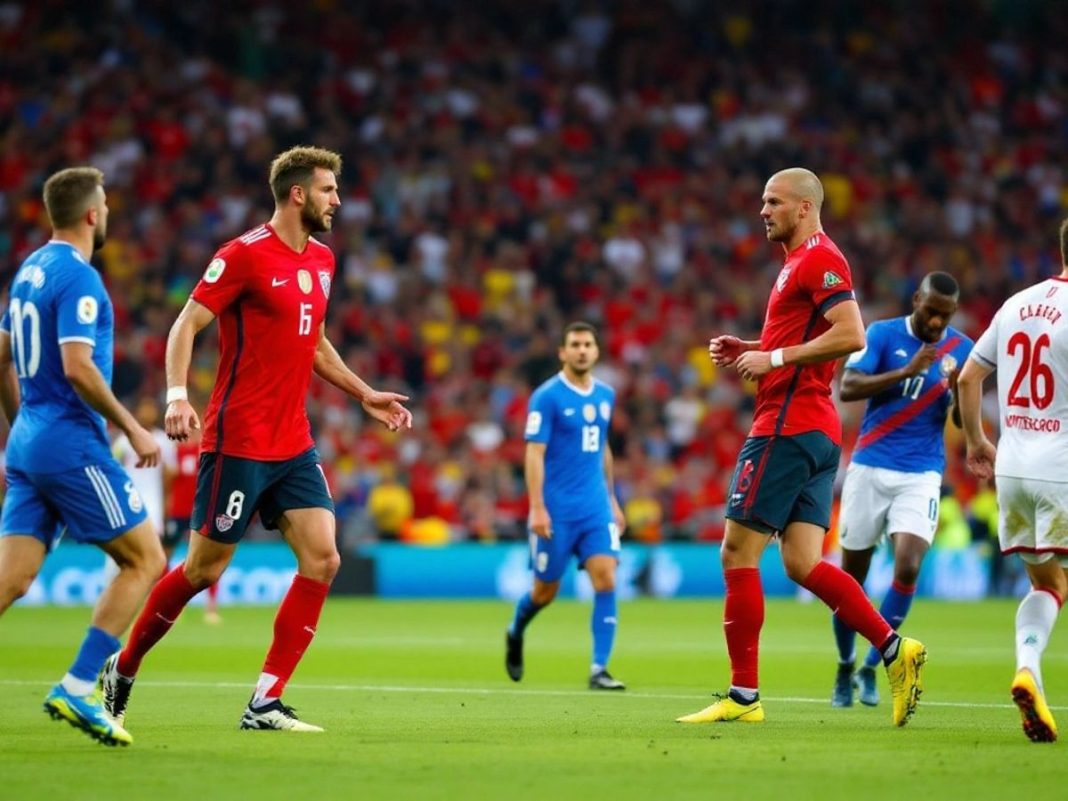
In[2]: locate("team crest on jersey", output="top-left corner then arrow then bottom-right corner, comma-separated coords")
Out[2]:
318,270 -> 332,298
215,513 -> 235,533
599,401 -> 611,421
776,267 -> 792,292
203,258 -> 226,283
583,404 -> 597,423
298,269 -> 313,294
822,271 -> 843,289
76,296 -> 98,324
940,354 -> 958,377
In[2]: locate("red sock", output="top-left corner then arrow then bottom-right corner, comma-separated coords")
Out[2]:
259,575 -> 331,698
207,581 -> 219,606
723,567 -> 764,689
802,561 -> 894,649
118,565 -> 199,676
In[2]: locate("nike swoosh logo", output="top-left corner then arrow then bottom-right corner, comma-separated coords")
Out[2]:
272,278 -> 289,287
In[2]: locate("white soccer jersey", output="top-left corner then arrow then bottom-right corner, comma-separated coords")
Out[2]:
112,428 -> 176,532
970,277 -> 1068,480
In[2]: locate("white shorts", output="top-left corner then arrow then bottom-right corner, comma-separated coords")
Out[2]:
996,475 -> 1068,565
838,463 -> 941,551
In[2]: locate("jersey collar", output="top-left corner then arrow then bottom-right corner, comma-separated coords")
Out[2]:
558,371 -> 595,396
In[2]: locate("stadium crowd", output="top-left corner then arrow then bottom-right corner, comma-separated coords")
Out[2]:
1,0 -> 1066,546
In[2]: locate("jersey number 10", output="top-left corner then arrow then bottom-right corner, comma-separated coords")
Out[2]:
8,299 -> 41,378
1007,332 -> 1054,410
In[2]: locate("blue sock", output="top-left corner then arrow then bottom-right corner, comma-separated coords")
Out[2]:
864,582 -> 915,668
508,592 -> 544,638
832,613 -> 856,665
591,591 -> 618,669
69,626 -> 121,683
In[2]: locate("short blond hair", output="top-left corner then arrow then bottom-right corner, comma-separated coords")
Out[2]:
269,146 -> 342,203
43,167 -> 104,229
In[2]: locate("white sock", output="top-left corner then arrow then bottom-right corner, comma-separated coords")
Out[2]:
60,674 -> 96,697
1015,589 -> 1061,690
252,672 -> 280,707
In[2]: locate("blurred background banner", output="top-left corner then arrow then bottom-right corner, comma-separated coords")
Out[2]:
18,541 -> 996,604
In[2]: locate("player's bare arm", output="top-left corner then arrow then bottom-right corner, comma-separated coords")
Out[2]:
60,341 -> 160,467
709,336 -> 759,367
956,357 -> 997,481
839,344 -> 938,402
525,441 -> 551,539
164,298 -> 216,441
313,325 -> 412,431
735,300 -> 865,381
602,445 -> 625,531
0,330 -> 20,424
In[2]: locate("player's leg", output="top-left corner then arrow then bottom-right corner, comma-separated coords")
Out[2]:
1010,556 -> 1064,743
35,462 -> 161,745
240,450 -> 335,731
585,553 -> 623,690
0,535 -> 47,615
833,463 -> 887,707
505,522 -> 571,682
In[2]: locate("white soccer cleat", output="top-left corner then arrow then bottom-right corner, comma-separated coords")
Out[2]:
239,699 -> 324,732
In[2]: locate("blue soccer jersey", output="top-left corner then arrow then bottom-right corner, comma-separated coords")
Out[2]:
524,372 -> 614,524
2,241 -> 116,474
846,317 -> 973,474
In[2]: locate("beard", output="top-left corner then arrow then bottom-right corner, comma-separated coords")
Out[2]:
301,203 -> 332,233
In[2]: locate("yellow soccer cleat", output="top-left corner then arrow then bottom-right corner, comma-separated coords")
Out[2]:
676,694 -> 764,723
43,684 -> 133,747
1011,668 -> 1058,743
885,637 -> 927,727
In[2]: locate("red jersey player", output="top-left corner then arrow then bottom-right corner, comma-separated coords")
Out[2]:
101,146 -> 412,733
676,168 -> 927,727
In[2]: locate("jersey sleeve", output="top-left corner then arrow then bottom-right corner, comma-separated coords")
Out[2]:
55,266 -> 107,346
191,240 -> 249,315
970,309 -> 1001,368
797,248 -> 855,316
844,322 -> 884,374
524,387 -> 554,444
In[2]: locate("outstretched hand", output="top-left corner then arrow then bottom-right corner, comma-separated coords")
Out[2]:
361,390 -> 413,431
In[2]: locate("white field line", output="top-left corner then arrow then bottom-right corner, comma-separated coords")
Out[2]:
0,678 -> 1062,711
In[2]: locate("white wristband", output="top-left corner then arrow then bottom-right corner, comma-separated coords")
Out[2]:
769,348 -> 785,368
166,386 -> 188,404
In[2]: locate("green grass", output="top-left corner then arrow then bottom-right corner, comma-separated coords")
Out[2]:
0,598 -> 1063,801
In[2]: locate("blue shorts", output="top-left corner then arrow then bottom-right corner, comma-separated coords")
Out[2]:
725,431 -> 840,535
530,514 -> 621,583
191,447 -> 333,544
0,460 -> 149,550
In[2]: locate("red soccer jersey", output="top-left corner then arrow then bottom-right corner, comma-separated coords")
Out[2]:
751,233 -> 855,445
192,223 -> 335,459
167,440 -> 200,518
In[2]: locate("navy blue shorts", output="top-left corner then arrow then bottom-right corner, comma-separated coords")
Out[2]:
725,432 -> 840,535
191,448 -> 333,544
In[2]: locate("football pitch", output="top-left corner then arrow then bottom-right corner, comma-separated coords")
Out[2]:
0,597 -> 1062,801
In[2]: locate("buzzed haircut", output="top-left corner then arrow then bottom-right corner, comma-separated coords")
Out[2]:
1060,217 -> 1068,265
269,146 -> 342,203
561,321 -> 599,346
919,271 -> 960,300
770,167 -> 824,211
42,167 -> 104,229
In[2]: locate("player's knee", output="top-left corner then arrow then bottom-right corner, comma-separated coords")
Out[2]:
0,572 -> 35,606
782,554 -> 819,584
299,549 -> 340,583
183,559 -> 226,590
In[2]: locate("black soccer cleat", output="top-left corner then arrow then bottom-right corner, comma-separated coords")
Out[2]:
505,631 -> 524,682
589,669 -> 625,691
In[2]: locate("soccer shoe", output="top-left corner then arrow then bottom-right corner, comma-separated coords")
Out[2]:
855,665 -> 879,707
589,670 -> 625,690
885,637 -> 927,727
99,652 -> 134,726
1011,668 -> 1058,743
240,699 -> 324,732
43,684 -> 132,747
676,694 -> 765,723
505,631 -> 524,682
832,663 -> 854,708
